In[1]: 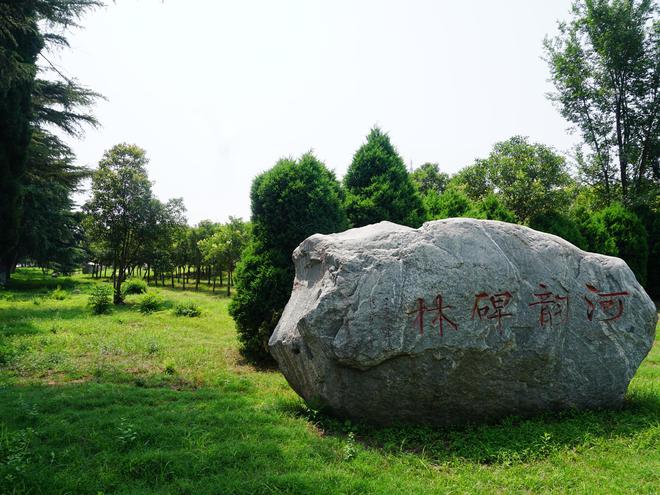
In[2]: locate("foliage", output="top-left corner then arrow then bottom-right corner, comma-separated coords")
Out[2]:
50,285 -> 68,301
137,293 -> 163,315
0,0 -> 101,285
453,136 -> 572,223
529,210 -> 588,249
84,144 -> 184,304
544,0 -> 660,205
198,216 -> 249,295
410,162 -> 449,195
424,188 -> 473,220
173,301 -> 202,318
122,278 -> 147,295
582,203 -> 649,284
633,202 -> 660,297
344,128 -> 426,228
230,153 -> 347,362
471,193 -> 518,223
84,144 -> 153,303
88,284 -> 112,315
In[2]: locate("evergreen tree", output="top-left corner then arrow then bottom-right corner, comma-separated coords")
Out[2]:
0,0 -> 101,284
229,153 -> 348,362
344,128 -> 426,228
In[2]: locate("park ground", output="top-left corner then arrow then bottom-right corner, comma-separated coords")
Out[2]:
0,269 -> 658,494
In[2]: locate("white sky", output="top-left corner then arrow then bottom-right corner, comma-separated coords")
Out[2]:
51,0 -> 579,225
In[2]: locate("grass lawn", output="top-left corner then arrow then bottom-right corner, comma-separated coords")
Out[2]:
0,269 -> 658,494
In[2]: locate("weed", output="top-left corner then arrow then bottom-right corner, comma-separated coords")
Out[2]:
146,341 -> 160,356
0,427 -> 34,480
51,285 -> 68,301
163,359 -> 176,375
343,432 -> 358,461
137,294 -> 162,314
117,418 -> 138,447
173,301 -> 202,317
122,278 -> 147,295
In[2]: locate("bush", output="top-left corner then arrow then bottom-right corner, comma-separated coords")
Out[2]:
122,278 -> 147,295
51,285 -> 68,300
580,204 -> 648,284
529,210 -> 588,250
137,293 -> 163,314
173,301 -> 202,317
230,246 -> 293,361
229,153 -> 348,363
89,285 -> 112,314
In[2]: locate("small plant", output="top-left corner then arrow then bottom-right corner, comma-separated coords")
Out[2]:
163,359 -> 176,375
122,278 -> 147,295
51,285 -> 68,300
116,418 -> 138,447
342,432 -> 358,461
173,301 -> 202,317
146,340 -> 160,356
88,285 -> 113,314
137,293 -> 162,314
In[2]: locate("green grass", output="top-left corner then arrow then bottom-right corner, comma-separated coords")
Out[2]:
0,269 -> 658,494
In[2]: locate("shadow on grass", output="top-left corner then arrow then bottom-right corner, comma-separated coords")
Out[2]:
0,382 -> 333,494
278,391 -> 660,465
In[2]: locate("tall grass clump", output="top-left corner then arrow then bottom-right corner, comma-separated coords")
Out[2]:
137,294 -> 163,314
122,278 -> 147,295
173,301 -> 202,317
51,285 -> 68,300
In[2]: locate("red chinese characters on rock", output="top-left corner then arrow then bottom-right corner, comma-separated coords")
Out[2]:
528,284 -> 569,327
471,291 -> 513,332
406,295 -> 458,337
584,284 -> 629,322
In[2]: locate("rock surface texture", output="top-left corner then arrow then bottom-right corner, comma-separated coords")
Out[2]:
269,219 -> 657,425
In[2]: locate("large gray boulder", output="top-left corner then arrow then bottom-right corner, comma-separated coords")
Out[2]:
269,219 -> 657,426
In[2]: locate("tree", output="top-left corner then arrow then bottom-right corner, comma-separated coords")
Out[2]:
229,153 -> 348,362
452,136 -> 573,223
14,129 -> 90,273
344,127 -> 426,228
411,162 -> 450,195
140,197 -> 187,286
0,0 -> 101,284
544,0 -> 659,204
84,144 -> 155,304
198,217 -> 249,296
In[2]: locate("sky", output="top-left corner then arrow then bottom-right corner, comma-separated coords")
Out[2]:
50,0 -> 580,225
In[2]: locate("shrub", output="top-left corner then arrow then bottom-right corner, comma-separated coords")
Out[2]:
580,204 -> 648,284
137,293 -> 163,314
88,285 -> 113,314
471,194 -> 518,223
122,278 -> 147,295
229,153 -> 348,363
51,285 -> 68,300
173,301 -> 202,317
529,210 -> 588,250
